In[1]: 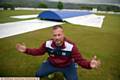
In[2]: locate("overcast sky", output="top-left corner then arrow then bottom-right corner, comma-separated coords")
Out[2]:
47,0 -> 120,4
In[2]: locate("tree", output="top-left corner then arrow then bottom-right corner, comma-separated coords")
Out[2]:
38,2 -> 48,8
57,1 -> 63,10
0,3 -> 15,10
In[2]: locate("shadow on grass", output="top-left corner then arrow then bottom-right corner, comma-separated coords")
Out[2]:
41,72 -> 65,80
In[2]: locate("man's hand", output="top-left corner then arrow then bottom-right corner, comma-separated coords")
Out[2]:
90,55 -> 101,69
16,43 -> 26,53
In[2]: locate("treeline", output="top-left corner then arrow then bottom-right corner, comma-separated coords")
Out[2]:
0,1 -> 64,10
79,4 -> 120,12
0,0 -> 120,12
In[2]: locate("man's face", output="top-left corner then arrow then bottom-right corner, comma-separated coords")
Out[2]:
52,28 -> 64,46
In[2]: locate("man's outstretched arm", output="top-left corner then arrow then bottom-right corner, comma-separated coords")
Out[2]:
16,42 -> 46,56
72,44 -> 101,69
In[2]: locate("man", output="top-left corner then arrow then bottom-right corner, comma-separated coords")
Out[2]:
16,25 -> 100,80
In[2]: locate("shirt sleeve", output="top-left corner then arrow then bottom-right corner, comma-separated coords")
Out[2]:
24,42 -> 46,56
71,44 -> 91,69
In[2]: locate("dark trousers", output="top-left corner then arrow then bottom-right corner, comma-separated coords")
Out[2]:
36,61 -> 78,80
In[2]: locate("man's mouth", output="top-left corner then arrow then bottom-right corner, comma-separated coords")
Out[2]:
55,40 -> 62,46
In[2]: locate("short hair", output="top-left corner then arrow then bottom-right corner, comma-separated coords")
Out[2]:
52,25 -> 63,30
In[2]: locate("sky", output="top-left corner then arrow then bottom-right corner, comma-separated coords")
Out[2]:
47,0 -> 120,4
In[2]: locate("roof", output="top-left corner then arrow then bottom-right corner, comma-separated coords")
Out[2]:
38,10 -> 92,21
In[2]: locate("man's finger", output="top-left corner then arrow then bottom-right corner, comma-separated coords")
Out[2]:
16,43 -> 21,48
95,60 -> 101,68
92,55 -> 97,60
22,42 -> 25,46
97,60 -> 101,66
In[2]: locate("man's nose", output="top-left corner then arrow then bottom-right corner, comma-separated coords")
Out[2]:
56,36 -> 60,39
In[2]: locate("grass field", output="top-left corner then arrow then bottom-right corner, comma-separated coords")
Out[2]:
0,10 -> 120,80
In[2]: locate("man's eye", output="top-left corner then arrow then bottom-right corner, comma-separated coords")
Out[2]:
58,34 -> 61,36
53,34 -> 56,37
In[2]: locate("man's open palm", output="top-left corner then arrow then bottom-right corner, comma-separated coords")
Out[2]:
16,43 -> 26,53
90,55 -> 101,69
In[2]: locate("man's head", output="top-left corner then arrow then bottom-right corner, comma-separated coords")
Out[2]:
52,25 -> 64,46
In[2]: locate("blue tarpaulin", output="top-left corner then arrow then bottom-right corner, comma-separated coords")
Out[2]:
38,10 -> 92,21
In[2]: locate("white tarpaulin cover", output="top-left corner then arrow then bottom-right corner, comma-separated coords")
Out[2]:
38,10 -> 105,28
10,14 -> 38,19
0,19 -> 63,38
10,13 -> 105,28
63,14 -> 105,28
0,13 -> 105,39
